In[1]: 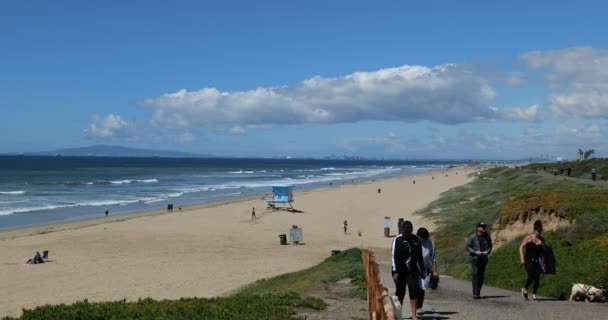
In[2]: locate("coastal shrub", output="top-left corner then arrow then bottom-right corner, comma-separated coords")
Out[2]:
486,231 -> 608,299
236,248 -> 365,298
0,293 -> 323,320
416,167 -> 608,298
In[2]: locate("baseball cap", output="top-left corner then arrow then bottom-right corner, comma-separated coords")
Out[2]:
476,222 -> 488,228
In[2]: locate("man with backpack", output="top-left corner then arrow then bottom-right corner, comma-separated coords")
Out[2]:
391,220 -> 425,320
466,222 -> 493,299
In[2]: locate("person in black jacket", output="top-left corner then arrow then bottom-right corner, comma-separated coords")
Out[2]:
466,222 -> 493,299
391,220 -> 425,320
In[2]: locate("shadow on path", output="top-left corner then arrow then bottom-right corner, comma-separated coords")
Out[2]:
479,295 -> 509,299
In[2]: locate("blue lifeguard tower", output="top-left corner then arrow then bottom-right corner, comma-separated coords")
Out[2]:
263,185 -> 296,211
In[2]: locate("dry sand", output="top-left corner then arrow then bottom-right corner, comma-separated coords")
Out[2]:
0,167 -> 472,317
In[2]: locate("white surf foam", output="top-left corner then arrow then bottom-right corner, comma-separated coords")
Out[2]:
0,191 -> 25,195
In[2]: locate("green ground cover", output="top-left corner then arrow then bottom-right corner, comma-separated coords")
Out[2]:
416,167 -> 608,298
2,249 -> 365,320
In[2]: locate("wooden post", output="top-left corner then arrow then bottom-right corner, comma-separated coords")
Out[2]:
362,249 -> 396,320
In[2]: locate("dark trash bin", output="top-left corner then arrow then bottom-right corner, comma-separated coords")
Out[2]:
279,234 -> 287,245
331,250 -> 342,256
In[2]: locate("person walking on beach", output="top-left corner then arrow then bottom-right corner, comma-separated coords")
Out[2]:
251,207 -> 256,219
105,208 -> 109,217
519,220 -> 544,301
392,220 -> 424,320
416,227 -> 438,316
343,220 -> 348,234
466,222 -> 492,299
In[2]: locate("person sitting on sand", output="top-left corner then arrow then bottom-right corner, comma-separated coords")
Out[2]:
27,252 -> 45,264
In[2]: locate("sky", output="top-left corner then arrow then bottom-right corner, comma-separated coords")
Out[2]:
1,1 -> 608,159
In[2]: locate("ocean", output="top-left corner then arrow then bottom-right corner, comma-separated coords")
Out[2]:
0,156 -> 464,229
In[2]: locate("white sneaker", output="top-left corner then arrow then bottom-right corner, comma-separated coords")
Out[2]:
521,288 -> 528,300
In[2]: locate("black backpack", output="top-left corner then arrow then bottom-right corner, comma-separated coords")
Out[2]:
540,244 -> 556,275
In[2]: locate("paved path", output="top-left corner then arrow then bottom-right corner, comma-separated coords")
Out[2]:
379,262 -> 607,320
534,170 -> 608,187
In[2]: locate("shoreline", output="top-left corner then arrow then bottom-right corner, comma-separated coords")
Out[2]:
0,167 -> 457,240
0,165 -> 473,317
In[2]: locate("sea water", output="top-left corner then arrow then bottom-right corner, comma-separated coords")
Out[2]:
0,156 -> 463,229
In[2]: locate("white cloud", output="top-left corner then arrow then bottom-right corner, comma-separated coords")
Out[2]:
556,124 -> 602,138
87,114 -> 129,137
228,126 -> 246,135
142,64 -> 506,127
85,114 -> 197,143
173,132 -> 196,143
342,137 -> 409,154
504,72 -> 528,86
519,47 -> 608,118
501,104 -> 540,121
387,132 -> 400,140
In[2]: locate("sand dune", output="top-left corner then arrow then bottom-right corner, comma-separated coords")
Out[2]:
0,167 -> 472,317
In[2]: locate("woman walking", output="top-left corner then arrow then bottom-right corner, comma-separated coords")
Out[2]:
519,220 -> 544,301
416,228 -> 438,316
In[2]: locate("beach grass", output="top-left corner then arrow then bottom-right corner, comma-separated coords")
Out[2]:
1,249 -> 365,320
416,166 -> 608,297
236,248 -> 366,298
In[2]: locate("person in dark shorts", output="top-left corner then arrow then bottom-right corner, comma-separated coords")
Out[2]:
392,220 -> 425,320
466,222 -> 492,299
519,220 -> 544,301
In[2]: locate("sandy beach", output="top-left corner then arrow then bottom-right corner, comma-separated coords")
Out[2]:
0,167 -> 472,317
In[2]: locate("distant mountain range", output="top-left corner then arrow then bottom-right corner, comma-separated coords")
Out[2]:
20,145 -> 208,158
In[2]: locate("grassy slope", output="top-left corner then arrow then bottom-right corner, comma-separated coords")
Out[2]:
237,248 -> 366,298
2,249 -> 365,320
416,167 -> 608,298
528,158 -> 608,180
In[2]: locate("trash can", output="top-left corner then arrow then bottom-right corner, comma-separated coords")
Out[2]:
384,216 -> 392,237
398,218 -> 404,234
279,234 -> 287,245
331,250 -> 342,256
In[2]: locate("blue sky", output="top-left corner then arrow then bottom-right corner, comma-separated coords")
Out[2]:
2,1 -> 608,159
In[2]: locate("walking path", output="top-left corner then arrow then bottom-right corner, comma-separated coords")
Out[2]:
379,262 -> 607,320
535,170 -> 608,187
